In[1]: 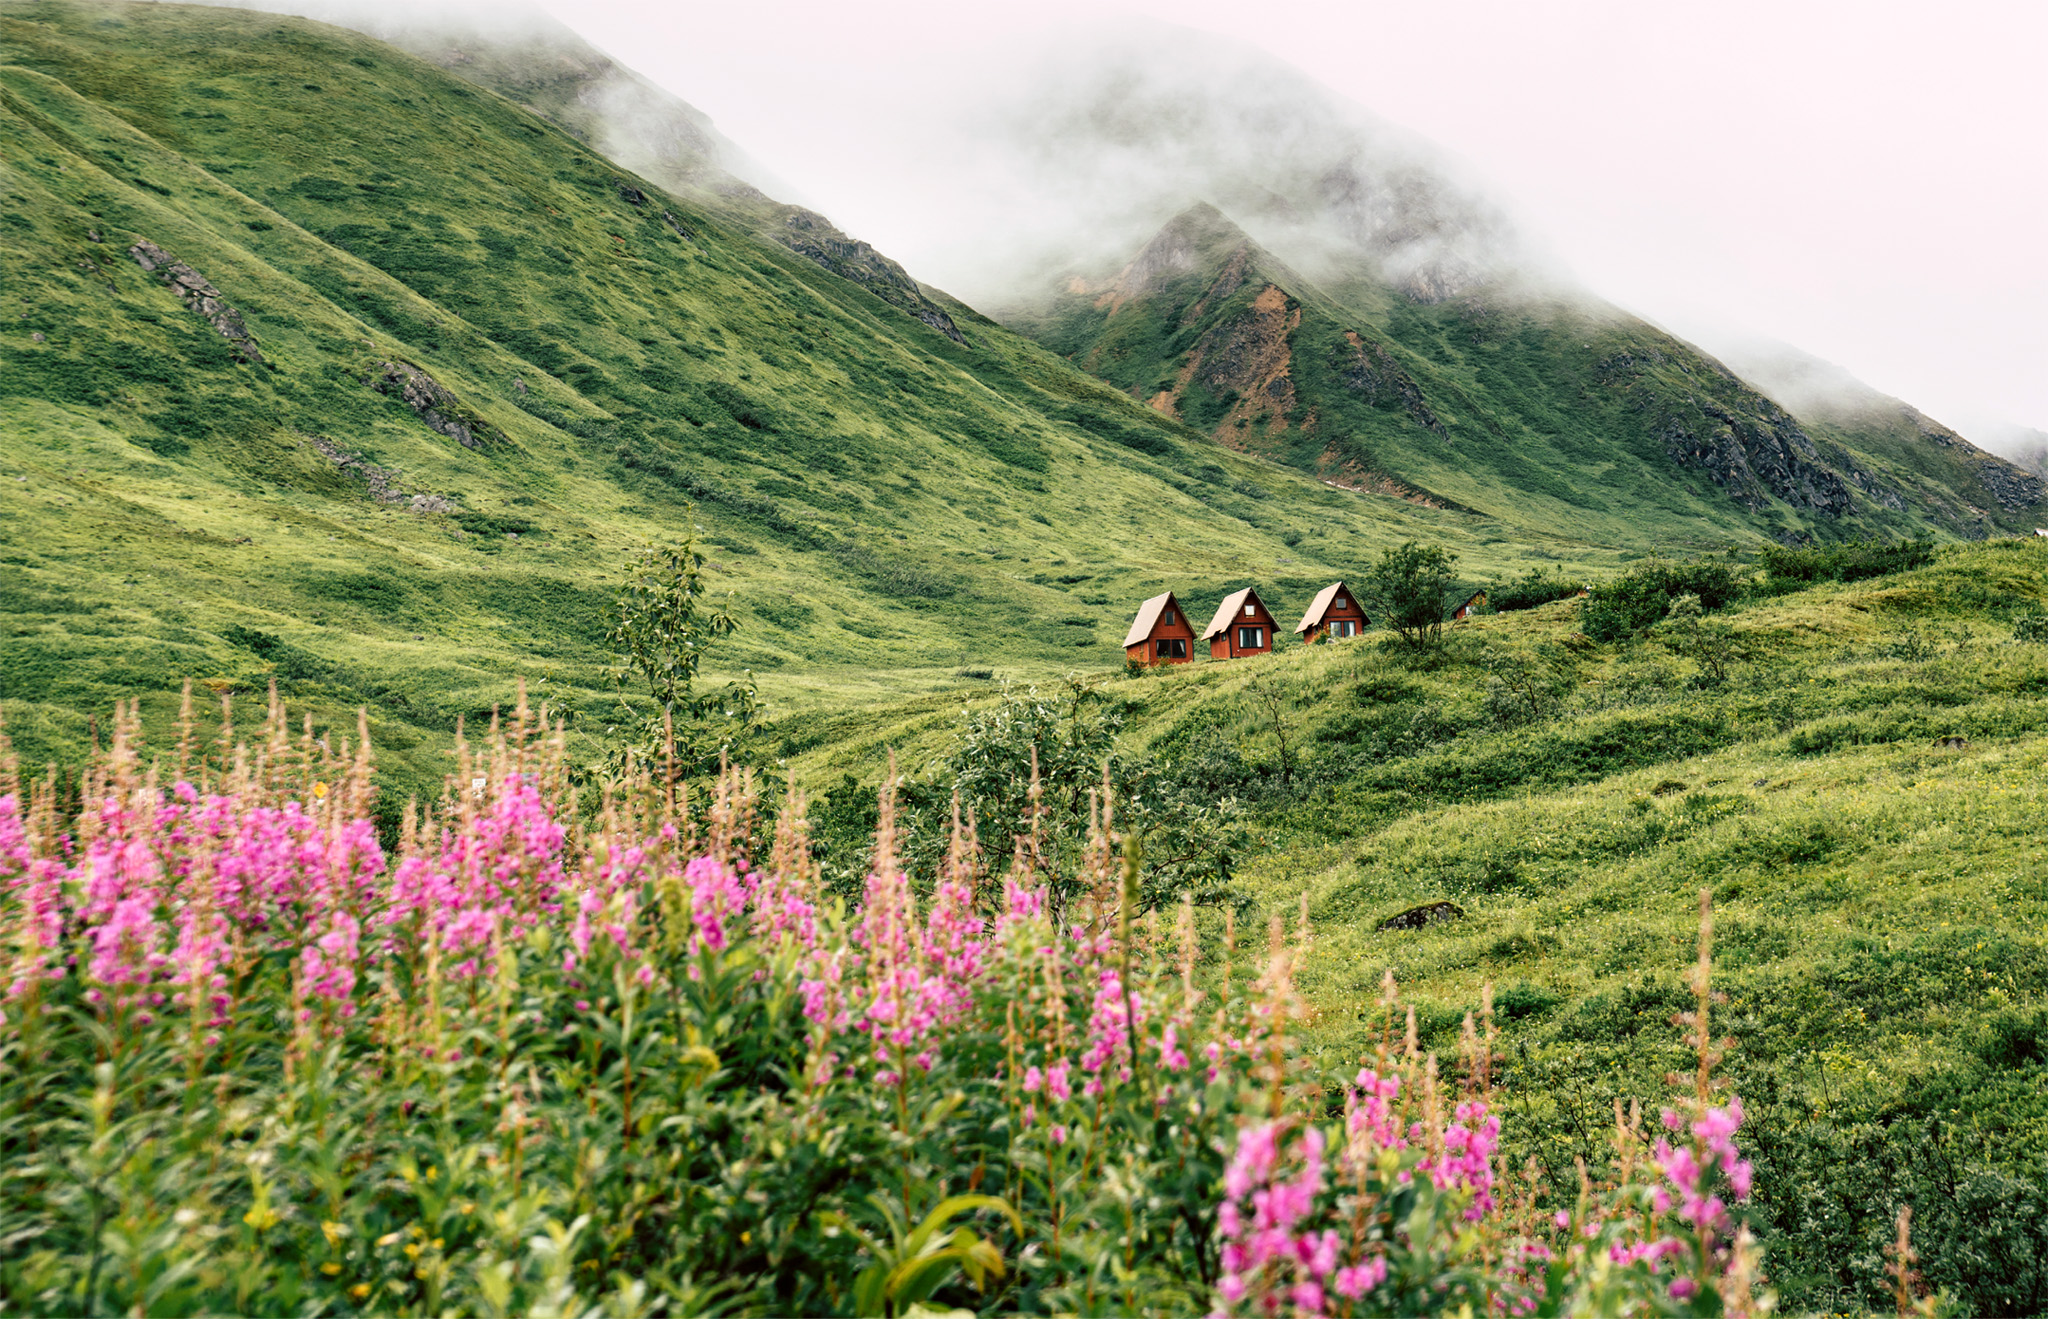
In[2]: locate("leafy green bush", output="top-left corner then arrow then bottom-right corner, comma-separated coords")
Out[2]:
1489,566 -> 1584,613
1581,557 -> 1744,641
1363,541 -> 1460,647
1758,538 -> 1935,585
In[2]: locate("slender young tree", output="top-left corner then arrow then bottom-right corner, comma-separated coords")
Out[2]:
1364,541 -> 1460,647
604,534 -> 765,781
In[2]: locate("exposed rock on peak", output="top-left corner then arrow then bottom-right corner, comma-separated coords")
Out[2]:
765,204 -> 965,343
1105,203 -> 1248,304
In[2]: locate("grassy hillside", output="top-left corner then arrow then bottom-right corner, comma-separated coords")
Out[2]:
786,538 -> 2048,1312
0,0 -> 1634,796
1011,204 -> 2048,548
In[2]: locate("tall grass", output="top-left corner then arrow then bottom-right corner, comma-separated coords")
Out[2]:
0,687 -> 1780,1314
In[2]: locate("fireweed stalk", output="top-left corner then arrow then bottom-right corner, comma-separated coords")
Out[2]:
0,690 -> 1771,1316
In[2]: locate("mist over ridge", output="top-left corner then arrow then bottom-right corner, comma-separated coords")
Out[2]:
149,0 -> 2048,461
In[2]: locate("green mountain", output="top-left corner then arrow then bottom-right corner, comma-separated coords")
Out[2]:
0,0 -> 1620,791
352,8 -> 972,343
1009,203 -> 2047,546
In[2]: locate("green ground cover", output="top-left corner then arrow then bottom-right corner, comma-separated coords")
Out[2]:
4,4 -> 2045,1307
788,540 -> 2048,1312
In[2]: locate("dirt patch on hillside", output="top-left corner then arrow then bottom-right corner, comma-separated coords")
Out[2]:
1313,442 -> 1465,510
1165,283 -> 1302,448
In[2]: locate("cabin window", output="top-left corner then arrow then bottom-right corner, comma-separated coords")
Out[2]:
1333,620 -> 1358,637
1237,626 -> 1264,649
1335,596 -> 1347,609
1244,603 -> 1256,616
1163,608 -> 1175,624
1155,638 -> 1187,659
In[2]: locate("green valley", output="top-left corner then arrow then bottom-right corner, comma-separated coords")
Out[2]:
0,0 -> 1623,801
4,3 -> 2047,1310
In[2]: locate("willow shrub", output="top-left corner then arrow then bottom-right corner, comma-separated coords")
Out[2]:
0,689 -> 1789,1316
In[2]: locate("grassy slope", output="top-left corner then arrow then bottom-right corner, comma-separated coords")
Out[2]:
0,0 -> 1631,794
1014,207 -> 2043,547
787,539 -> 2048,1306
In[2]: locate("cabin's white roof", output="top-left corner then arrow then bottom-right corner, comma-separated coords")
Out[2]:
1294,580 -> 1358,634
1122,592 -> 1179,648
1202,587 -> 1267,640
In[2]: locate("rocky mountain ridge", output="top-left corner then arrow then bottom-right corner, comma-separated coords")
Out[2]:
1018,203 -> 2045,543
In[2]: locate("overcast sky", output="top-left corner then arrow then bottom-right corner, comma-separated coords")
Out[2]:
544,0 -> 2044,440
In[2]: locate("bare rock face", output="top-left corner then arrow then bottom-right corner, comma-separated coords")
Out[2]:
367,361 -> 485,448
1977,460 -> 2046,512
764,202 -> 966,344
128,239 -> 263,364
1660,402 -> 1852,518
1332,330 -> 1446,439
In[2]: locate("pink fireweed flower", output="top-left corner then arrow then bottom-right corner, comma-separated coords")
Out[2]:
685,855 -> 747,957
1156,1021 -> 1190,1072
1333,1258 -> 1388,1299
1345,1068 -> 1407,1156
747,863 -> 818,950
300,911 -> 361,1014
1426,1100 -> 1501,1219
86,894 -> 167,1011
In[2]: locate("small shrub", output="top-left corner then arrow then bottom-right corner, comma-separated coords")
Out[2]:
1490,566 -> 1583,612
1581,557 -> 1743,642
1758,537 -> 1935,585
1492,982 -> 1563,1018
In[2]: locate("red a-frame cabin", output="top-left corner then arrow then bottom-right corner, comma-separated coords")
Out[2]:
1202,587 -> 1278,659
1123,591 -> 1195,665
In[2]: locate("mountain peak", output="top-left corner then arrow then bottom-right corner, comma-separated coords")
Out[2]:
1105,203 -> 1254,302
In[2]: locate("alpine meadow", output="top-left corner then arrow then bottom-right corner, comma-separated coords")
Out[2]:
1,2 -> 2045,1315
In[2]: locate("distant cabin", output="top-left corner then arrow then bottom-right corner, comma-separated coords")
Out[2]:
1295,581 -> 1369,643
1451,590 -> 1487,621
1123,591 -> 1195,666
1202,587 -> 1278,659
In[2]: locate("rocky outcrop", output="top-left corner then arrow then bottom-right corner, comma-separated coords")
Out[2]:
1332,330 -> 1446,438
1977,460 -> 2046,512
128,240 -> 262,364
1898,410 -> 2045,511
763,203 -> 965,344
1659,401 -> 1852,517
303,433 -> 452,510
660,211 -> 698,246
366,361 -> 486,448
1377,900 -> 1463,932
